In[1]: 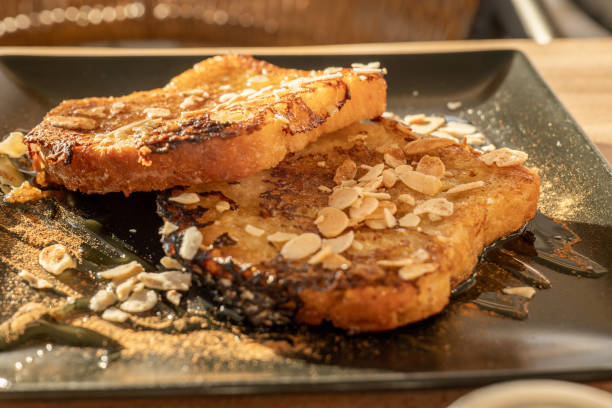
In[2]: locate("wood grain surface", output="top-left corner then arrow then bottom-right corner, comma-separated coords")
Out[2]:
0,38 -> 610,407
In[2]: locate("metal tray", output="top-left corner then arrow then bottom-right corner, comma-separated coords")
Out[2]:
0,50 -> 610,399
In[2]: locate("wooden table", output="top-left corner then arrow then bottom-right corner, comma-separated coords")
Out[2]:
0,38 -> 610,407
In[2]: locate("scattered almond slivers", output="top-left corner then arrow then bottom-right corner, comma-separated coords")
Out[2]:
382,169 -> 398,188
98,260 -> 144,280
446,181 -> 485,195
166,290 -> 182,306
115,276 -> 139,301
168,192 -> 200,205
377,258 -> 414,268
481,148 -> 528,167
159,221 -> 178,236
215,200 -> 230,213
329,187 -> 359,210
47,115 -> 97,130
39,244 -> 76,275
245,224 -> 265,237
397,193 -> 416,206
398,213 -> 421,228
144,107 -> 172,118
90,289 -> 117,312
397,170 -> 442,195
365,219 -> 387,230
137,271 -> 192,291
416,155 -> 446,178
413,198 -> 454,217
403,138 -> 456,155
308,246 -> 333,265
322,253 -> 351,270
160,256 -> 183,270
18,270 -> 53,290
439,121 -> 476,136
281,233 -> 321,260
366,200 -> 397,220
409,116 -> 445,134
101,307 -> 130,323
322,230 -> 354,254
358,163 -> 384,182
179,226 -> 203,260
398,263 -> 438,280
333,158 -> 357,184
120,289 -> 158,313
315,207 -> 349,238
349,196 -> 379,221
503,286 -> 536,299
267,231 -> 298,243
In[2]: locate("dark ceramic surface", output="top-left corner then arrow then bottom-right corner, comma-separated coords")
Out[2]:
0,51 -> 610,399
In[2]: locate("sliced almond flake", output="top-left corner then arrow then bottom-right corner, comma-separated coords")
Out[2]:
359,164 -> 372,170
383,152 -> 405,168
333,159 -> 357,184
98,261 -> 144,280
416,155 -> 446,178
179,95 -> 204,110
382,169 -> 398,188
365,219 -> 387,230
39,244 -> 76,275
281,233 -> 321,260
393,164 -> 413,177
215,200 -> 230,213
349,196 -> 379,221
120,289 -> 158,313
267,232 -> 298,243
166,290 -> 182,306
397,170 -> 442,195
377,258 -> 414,267
481,144 -> 496,152
413,198 -> 454,217
412,248 -> 430,262
480,148 -> 528,167
315,207 -> 349,238
47,115 -> 97,130
465,133 -> 486,146
409,116 -> 445,134
339,179 -> 357,188
403,114 -> 427,124
317,161 -> 327,167
116,276 -> 138,301
138,271 -> 192,291
397,193 -> 416,205
245,224 -> 265,237
0,132 -> 27,158
358,176 -> 383,192
322,230 -> 354,254
404,138 -> 456,155
351,197 -> 363,209
329,187 -> 360,210
398,213 -> 421,228
318,185 -> 332,193
431,130 -> 458,141
110,102 -> 126,115
101,307 -> 130,323
446,181 -> 485,195
351,240 -> 364,250
179,226 -> 203,260
90,289 -> 117,312
383,208 -> 397,228
358,163 -> 384,182
307,246 -> 333,264
503,286 -> 536,299
322,253 -> 351,270
440,121 -> 476,136
363,191 -> 391,200
18,270 -> 53,289
366,201 -> 397,220
446,101 -> 462,110
144,107 -> 172,119
398,263 -> 438,280
168,192 -> 200,205
159,221 -> 178,236
429,214 -> 442,221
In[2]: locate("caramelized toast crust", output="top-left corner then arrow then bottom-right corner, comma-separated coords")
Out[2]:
157,120 -> 540,332
25,55 -> 386,194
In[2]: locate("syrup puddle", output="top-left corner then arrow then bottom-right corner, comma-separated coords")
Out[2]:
454,211 -> 608,319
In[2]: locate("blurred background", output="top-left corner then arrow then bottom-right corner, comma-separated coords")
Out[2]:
0,0 -> 610,47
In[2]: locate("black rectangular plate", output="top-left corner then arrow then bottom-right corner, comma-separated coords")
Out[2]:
0,50 -> 611,399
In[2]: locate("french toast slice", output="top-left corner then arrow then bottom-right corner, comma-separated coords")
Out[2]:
157,119 -> 540,332
25,55 -> 386,194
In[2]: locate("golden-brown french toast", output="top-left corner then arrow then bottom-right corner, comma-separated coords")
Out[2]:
157,119 -> 540,332
25,55 -> 386,194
